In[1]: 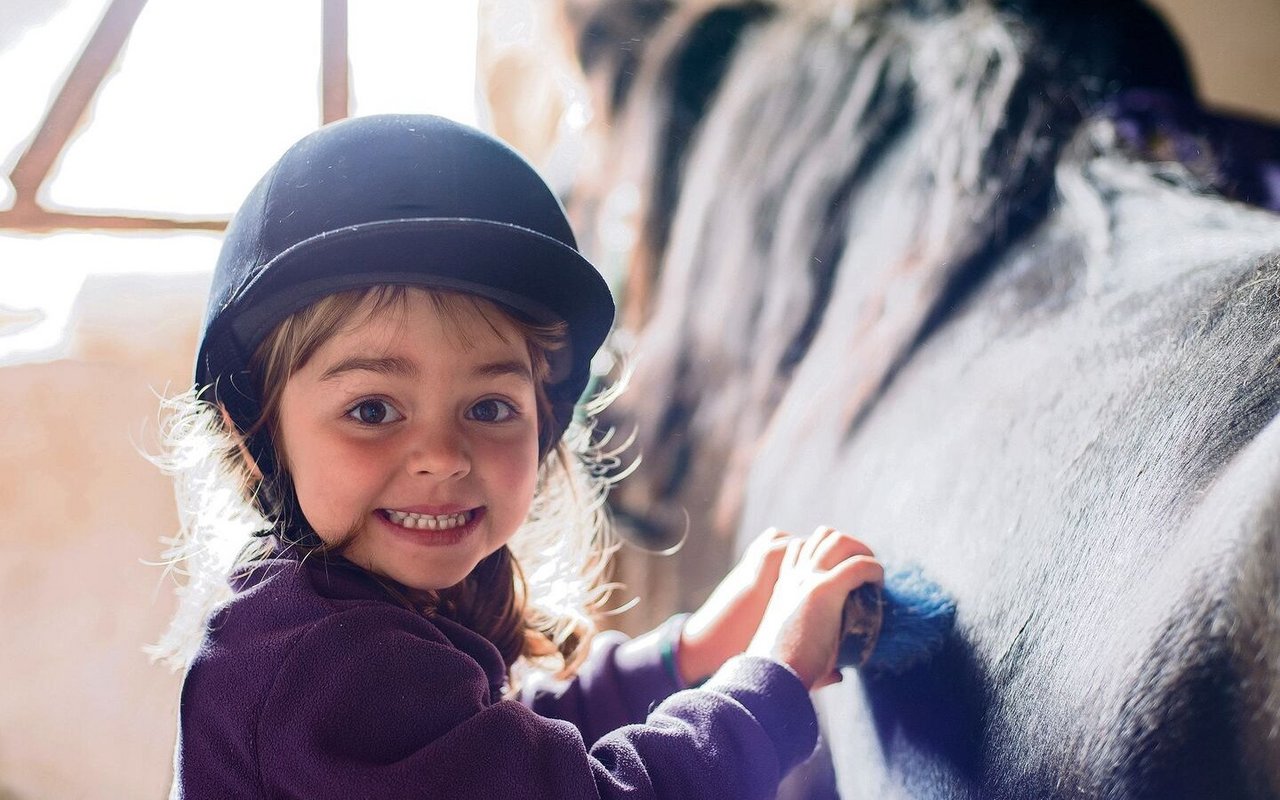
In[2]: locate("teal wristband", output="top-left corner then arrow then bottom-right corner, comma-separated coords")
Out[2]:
659,613 -> 692,688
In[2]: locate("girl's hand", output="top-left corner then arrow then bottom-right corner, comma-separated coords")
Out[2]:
676,528 -> 795,685
746,526 -> 882,690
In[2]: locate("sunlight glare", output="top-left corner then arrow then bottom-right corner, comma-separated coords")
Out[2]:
43,0 -> 320,217
348,0 -> 478,123
0,0 -> 112,211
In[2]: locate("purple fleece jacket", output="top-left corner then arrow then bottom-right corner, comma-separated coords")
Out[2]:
172,552 -> 819,798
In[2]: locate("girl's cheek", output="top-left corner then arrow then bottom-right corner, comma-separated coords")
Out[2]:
476,432 -> 539,482
292,436 -> 385,500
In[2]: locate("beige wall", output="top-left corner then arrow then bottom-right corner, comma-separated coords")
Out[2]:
0,271 -> 207,799
1150,0 -> 1280,122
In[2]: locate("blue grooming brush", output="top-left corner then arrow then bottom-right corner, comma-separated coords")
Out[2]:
837,565 -> 957,676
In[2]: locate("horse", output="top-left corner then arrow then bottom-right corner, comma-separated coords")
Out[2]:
560,0 -> 1280,796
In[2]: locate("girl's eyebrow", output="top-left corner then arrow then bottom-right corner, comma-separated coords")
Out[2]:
319,355 -> 418,382
318,355 -> 531,383
473,360 -> 533,383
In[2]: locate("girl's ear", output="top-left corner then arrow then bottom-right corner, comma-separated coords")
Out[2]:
218,403 -> 265,481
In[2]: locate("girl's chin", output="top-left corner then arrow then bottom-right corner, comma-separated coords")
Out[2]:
358,554 -> 484,594
391,571 -> 471,593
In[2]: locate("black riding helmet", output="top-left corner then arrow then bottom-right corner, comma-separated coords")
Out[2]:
195,114 -> 615,471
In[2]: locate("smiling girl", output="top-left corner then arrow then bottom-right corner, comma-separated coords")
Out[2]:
155,114 -> 881,799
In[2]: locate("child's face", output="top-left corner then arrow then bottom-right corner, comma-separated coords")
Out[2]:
275,289 -> 541,591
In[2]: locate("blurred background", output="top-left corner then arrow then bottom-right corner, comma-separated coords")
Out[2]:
0,0 -> 1277,796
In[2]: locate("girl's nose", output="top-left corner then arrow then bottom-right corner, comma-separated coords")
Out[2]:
407,425 -> 470,479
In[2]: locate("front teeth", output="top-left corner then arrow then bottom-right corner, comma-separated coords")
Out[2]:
386,509 -> 473,530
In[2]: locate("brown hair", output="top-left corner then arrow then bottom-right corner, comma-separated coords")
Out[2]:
240,285 -> 596,674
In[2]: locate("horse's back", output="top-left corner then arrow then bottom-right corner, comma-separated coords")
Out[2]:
745,159 -> 1280,798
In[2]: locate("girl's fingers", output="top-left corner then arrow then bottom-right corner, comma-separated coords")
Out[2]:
781,537 -> 805,571
826,554 -> 884,592
750,527 -> 783,550
799,525 -> 836,563
747,527 -> 793,561
811,530 -> 873,572
764,529 -> 795,556
770,524 -> 878,582
756,537 -> 792,582
767,527 -> 792,542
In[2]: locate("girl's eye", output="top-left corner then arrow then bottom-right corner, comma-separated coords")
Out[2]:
467,398 -> 517,423
347,399 -> 403,426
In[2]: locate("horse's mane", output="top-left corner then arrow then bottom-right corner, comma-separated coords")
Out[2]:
574,0 -> 1202,544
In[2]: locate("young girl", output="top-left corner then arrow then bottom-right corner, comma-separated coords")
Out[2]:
156,113 -> 882,799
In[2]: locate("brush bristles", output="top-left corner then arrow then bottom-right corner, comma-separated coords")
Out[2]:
861,566 -> 957,676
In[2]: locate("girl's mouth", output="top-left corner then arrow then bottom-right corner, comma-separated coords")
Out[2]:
379,508 -> 479,531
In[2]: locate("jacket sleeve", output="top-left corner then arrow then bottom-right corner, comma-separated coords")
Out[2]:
517,624 -> 685,744
256,606 -> 818,800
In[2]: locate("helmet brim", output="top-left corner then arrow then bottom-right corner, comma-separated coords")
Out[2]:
197,216 -> 614,436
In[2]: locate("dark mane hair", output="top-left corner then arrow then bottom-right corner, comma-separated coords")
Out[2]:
572,0 -> 1198,545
